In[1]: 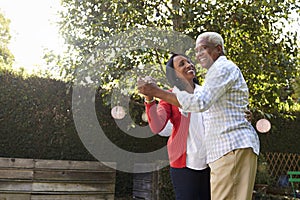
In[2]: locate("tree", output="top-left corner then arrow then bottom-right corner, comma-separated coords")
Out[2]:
0,11 -> 14,70
293,77 -> 300,102
48,0 -> 300,118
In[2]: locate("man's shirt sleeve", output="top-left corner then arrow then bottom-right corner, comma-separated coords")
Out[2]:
175,64 -> 240,112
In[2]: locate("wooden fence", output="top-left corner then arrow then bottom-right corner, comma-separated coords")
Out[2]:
0,157 -> 116,200
263,152 -> 300,181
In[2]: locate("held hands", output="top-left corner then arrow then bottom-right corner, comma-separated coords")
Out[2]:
137,76 -> 158,99
138,76 -> 180,107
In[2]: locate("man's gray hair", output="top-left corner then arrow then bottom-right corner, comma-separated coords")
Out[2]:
196,32 -> 226,54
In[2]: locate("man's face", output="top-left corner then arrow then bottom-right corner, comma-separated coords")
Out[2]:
195,37 -> 221,69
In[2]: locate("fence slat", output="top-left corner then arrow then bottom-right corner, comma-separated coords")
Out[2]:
30,194 -> 114,200
0,158 -> 34,169
33,170 -> 115,182
34,159 -> 116,171
0,194 -> 31,200
0,169 -> 33,180
32,182 -> 114,192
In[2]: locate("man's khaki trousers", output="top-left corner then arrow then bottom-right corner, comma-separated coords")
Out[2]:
209,148 -> 257,200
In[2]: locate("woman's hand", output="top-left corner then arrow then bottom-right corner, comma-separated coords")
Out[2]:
137,76 -> 181,107
137,76 -> 158,98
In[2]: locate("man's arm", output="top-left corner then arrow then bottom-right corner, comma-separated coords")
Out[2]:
153,88 -> 180,107
137,78 -> 181,107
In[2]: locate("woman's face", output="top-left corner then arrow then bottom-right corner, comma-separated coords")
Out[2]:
172,55 -> 196,82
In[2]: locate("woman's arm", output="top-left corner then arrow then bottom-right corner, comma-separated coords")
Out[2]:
145,97 -> 173,134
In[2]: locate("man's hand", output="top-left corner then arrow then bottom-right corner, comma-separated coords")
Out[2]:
245,110 -> 253,122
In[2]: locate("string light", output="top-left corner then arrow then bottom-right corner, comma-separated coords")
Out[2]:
256,119 -> 271,133
111,106 -> 126,119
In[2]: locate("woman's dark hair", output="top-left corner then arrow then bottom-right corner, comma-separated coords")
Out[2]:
166,53 -> 199,91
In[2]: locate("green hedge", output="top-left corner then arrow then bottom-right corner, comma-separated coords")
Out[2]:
257,113 -> 300,153
0,71 -> 91,160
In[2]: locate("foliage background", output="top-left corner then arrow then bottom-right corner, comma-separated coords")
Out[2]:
0,11 -> 14,69
46,0 -> 300,119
